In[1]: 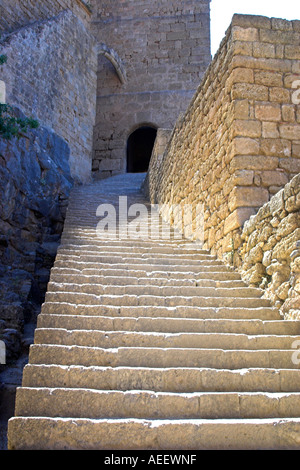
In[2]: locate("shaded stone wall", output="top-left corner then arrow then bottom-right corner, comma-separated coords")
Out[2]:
0,9 -> 97,183
145,14 -> 300,316
90,0 -> 211,178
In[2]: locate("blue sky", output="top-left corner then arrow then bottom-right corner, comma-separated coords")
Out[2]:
210,0 -> 300,56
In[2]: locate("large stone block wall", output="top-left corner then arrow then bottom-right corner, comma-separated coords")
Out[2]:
239,173 -> 300,319
0,9 -> 97,182
0,0 -> 91,33
145,14 -> 300,315
90,0 -> 211,178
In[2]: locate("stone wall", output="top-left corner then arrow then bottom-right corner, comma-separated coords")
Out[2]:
145,13 -> 300,316
0,0 -> 91,33
0,9 -> 97,183
0,106 -> 73,361
239,173 -> 300,320
146,14 -> 300,252
90,0 -> 211,178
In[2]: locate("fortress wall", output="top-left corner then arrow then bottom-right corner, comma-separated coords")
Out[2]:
147,14 -> 300,256
0,9 -> 97,183
0,0 -> 91,33
91,0 -> 211,178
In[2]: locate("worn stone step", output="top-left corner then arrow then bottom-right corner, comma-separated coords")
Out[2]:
14,388 -> 300,420
37,314 -> 299,336
60,235 -> 204,249
8,416 -> 300,450
43,291 -> 271,308
28,344 -> 299,369
55,253 -> 222,266
41,303 -> 281,320
61,232 -> 201,244
46,282 -> 262,298
49,273 -> 245,288
22,364 -> 300,393
33,328 -> 300,351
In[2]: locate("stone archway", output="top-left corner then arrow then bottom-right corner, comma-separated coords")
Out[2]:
126,126 -> 157,173
97,43 -> 127,84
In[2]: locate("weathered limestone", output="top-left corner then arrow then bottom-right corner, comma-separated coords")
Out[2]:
7,174 -> 300,450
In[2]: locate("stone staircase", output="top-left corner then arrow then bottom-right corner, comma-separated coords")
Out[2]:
7,174 -> 300,450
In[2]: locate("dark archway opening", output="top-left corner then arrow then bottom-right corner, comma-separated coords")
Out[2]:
127,126 -> 157,173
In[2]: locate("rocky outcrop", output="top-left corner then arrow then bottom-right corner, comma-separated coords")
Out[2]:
7,174 -> 300,450
0,106 -> 73,362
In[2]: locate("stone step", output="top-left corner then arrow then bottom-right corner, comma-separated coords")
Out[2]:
49,273 -> 245,287
8,173 -> 300,451
57,247 -> 215,259
50,266 -> 238,277
54,253 -> 222,266
43,291 -> 271,308
33,328 -> 300,351
46,282 -> 263,298
28,344 -> 299,369
41,303 -> 281,320
53,259 -> 230,273
37,314 -> 299,336
58,242 -> 209,255
22,364 -> 300,393
8,416 -> 300,450
14,388 -> 300,420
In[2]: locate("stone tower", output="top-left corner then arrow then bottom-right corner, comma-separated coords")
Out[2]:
90,0 -> 211,179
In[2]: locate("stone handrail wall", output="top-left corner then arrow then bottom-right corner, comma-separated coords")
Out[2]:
239,173 -> 300,320
0,0 -> 91,33
145,13 -> 300,317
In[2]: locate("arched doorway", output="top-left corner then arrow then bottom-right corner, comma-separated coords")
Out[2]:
127,126 -> 157,173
